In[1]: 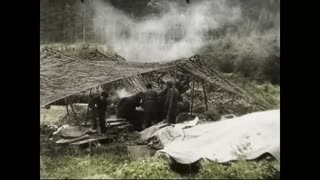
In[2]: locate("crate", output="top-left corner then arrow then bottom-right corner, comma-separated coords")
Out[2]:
127,145 -> 156,160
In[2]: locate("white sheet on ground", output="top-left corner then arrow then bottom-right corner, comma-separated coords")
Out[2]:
140,117 -> 200,149
141,110 -> 280,164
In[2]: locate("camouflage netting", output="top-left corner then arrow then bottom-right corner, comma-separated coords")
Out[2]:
40,47 -> 275,111
40,48 -> 171,106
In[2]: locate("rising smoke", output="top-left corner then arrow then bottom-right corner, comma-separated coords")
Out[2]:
90,0 -> 242,62
116,88 -> 134,98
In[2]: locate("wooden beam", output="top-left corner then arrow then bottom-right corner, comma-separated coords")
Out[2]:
65,98 -> 69,116
231,94 -> 235,106
167,65 -> 177,123
85,88 -> 92,125
68,97 -> 80,125
190,80 -> 195,115
202,81 -> 208,111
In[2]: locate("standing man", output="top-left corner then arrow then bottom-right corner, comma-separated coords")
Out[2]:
164,81 -> 181,124
142,83 -> 159,129
158,80 -> 173,120
88,91 -> 109,134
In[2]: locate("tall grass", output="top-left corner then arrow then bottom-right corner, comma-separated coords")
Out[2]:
40,138 -> 280,179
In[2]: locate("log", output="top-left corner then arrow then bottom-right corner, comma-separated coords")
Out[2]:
70,138 -> 97,145
56,134 -> 90,144
108,122 -> 129,126
106,118 -> 127,123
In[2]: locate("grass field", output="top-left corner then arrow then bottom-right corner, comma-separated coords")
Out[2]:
40,136 -> 280,179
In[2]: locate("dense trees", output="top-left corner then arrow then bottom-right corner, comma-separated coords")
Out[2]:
40,0 -> 152,44
40,0 -> 280,84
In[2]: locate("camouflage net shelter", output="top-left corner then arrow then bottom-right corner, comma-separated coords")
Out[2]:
40,47 -> 276,113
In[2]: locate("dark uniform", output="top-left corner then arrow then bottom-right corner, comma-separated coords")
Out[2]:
117,94 -> 143,131
142,89 -> 159,129
88,94 -> 108,133
164,87 -> 181,124
158,87 -> 170,120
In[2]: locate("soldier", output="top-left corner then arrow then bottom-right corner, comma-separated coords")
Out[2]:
164,81 -> 181,124
158,81 -> 172,120
116,92 -> 143,131
142,83 -> 159,129
88,92 -> 109,134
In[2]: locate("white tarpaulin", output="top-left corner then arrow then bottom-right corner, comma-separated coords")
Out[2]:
140,110 -> 280,164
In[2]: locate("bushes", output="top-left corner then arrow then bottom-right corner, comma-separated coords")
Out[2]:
40,147 -> 280,179
261,54 -> 280,84
199,27 -> 280,85
112,156 -> 180,179
219,58 -> 236,73
198,159 -> 280,179
235,54 -> 259,79
40,145 -> 129,179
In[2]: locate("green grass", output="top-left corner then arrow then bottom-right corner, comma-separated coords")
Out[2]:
41,153 -> 279,179
197,159 -> 279,179
40,134 -> 280,179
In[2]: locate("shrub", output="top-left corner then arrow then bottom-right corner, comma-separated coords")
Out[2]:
261,54 -> 280,84
198,159 -> 280,179
112,156 -> 181,179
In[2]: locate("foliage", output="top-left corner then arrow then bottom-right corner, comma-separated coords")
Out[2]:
199,30 -> 280,85
197,159 -> 280,179
40,126 -> 280,179
112,156 -> 181,179
40,150 -> 280,179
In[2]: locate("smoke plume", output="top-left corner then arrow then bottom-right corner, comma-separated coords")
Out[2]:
90,0 -> 242,62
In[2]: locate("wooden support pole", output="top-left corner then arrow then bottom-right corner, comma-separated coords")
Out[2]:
231,94 -> 235,106
190,80 -> 195,116
68,98 -> 79,125
202,81 -> 208,111
65,98 -> 69,116
85,89 -> 92,125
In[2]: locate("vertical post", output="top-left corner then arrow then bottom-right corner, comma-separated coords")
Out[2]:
167,66 -> 177,123
65,98 -> 69,116
82,0 -> 86,44
190,80 -> 195,116
68,98 -> 79,125
231,94 -> 235,106
85,89 -> 92,125
202,81 -> 208,111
